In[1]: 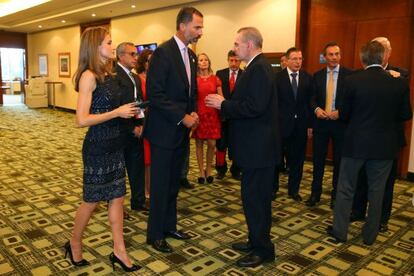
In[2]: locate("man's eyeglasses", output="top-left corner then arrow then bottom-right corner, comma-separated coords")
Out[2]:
125,52 -> 138,57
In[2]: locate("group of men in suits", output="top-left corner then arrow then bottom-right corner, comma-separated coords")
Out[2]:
114,4 -> 411,267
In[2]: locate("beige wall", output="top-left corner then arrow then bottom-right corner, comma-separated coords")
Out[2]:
27,25 -> 80,109
27,0 -> 297,110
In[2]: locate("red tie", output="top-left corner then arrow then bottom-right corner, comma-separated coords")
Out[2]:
229,70 -> 236,92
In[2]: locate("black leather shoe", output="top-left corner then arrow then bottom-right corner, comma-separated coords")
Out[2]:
180,178 -> 194,189
216,172 -> 225,179
326,226 -> 346,243
197,177 -> 205,184
305,195 -> 320,207
165,230 -> 191,240
289,194 -> 302,202
206,176 -> 214,183
131,205 -> 149,212
379,223 -> 388,233
232,241 -> 253,253
236,252 -> 275,268
363,239 -> 375,246
350,213 -> 365,222
147,239 -> 172,253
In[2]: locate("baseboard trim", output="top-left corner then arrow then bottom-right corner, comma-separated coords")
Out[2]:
49,105 -> 75,113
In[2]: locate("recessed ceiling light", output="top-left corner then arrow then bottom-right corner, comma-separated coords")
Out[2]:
61,20 -> 66,23
38,25 -> 42,28
91,13 -> 96,17
131,5 -> 136,8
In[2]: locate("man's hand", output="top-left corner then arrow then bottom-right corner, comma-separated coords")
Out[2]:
388,69 -> 401,78
205,94 -> 225,110
133,126 -> 143,137
315,108 -> 329,119
190,112 -> 199,128
182,114 -> 198,128
327,110 -> 339,120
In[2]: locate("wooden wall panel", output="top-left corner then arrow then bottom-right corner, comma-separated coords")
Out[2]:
353,17 -> 411,69
0,31 -> 26,48
305,22 -> 356,73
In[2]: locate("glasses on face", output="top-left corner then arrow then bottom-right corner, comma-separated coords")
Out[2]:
125,52 -> 138,57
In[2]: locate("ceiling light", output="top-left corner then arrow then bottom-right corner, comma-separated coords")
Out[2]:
91,13 -> 96,17
0,0 -> 51,18
38,25 -> 42,28
131,5 -> 136,8
61,20 -> 66,23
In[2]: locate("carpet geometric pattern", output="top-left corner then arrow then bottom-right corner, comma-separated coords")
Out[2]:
0,106 -> 413,275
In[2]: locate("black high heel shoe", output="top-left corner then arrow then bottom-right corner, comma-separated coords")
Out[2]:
109,252 -> 141,272
64,241 -> 90,267
197,177 -> 205,184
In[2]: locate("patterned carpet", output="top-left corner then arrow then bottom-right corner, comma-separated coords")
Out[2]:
0,106 -> 413,276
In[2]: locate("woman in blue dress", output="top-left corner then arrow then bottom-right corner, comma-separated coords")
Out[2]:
64,26 -> 140,272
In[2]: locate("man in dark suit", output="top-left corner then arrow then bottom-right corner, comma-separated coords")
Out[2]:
306,42 -> 353,208
206,27 -> 279,268
144,7 -> 203,253
275,47 -> 313,201
215,50 -> 243,180
351,37 -> 410,232
115,42 -> 147,216
328,41 -> 412,245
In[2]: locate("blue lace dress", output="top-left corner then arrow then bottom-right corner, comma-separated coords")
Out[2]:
82,76 -> 126,202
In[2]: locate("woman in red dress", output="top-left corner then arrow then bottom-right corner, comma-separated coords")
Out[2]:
137,49 -> 153,203
192,53 -> 222,184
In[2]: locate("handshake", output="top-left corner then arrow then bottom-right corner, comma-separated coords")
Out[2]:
182,112 -> 199,129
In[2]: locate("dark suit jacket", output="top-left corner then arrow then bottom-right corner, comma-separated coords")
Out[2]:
276,68 -> 313,138
311,66 -> 353,113
115,64 -> 144,133
386,64 -> 410,147
221,54 -> 280,168
144,37 -> 197,149
340,66 -> 412,159
216,68 -> 243,100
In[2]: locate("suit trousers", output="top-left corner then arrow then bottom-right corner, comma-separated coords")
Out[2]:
124,133 -> 145,208
352,159 -> 398,224
147,143 -> 187,241
241,166 -> 275,257
333,157 -> 392,244
311,120 -> 344,199
280,122 -> 307,195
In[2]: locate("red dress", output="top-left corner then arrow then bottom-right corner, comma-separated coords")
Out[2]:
139,75 -> 151,166
192,75 -> 221,139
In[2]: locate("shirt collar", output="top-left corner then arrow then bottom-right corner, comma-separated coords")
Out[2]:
174,35 -> 187,52
365,64 -> 383,70
118,62 -> 131,75
327,64 -> 340,73
246,52 -> 261,68
287,67 -> 298,76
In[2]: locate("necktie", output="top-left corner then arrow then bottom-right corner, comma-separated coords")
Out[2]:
229,70 -> 236,93
291,72 -> 298,100
325,70 -> 334,112
183,47 -> 191,88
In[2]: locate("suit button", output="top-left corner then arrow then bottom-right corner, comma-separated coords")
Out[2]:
294,114 -> 298,119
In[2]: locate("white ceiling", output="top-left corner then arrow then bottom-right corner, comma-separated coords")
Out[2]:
0,0 -> 202,33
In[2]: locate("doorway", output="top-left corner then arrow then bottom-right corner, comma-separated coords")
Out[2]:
1,47 -> 26,105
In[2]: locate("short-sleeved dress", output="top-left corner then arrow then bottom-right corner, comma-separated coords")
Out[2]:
82,76 -> 126,202
192,75 -> 222,140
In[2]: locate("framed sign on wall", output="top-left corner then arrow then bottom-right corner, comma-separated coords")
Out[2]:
38,54 -> 48,76
58,52 -> 71,78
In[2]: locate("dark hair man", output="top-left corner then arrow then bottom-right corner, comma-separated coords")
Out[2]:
144,6 -> 203,253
